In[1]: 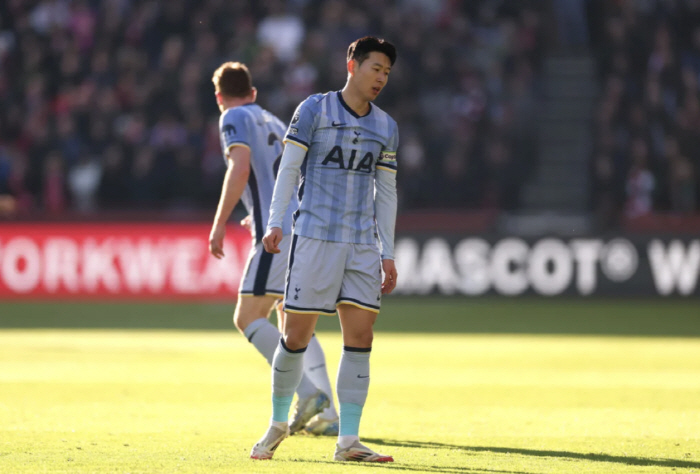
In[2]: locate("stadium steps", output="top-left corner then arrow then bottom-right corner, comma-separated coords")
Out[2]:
521,55 -> 597,213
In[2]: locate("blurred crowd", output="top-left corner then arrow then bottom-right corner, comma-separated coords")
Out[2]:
0,0 -> 548,218
588,0 -> 700,226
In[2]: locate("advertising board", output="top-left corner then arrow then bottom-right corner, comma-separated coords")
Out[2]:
394,235 -> 700,296
0,223 -> 251,300
1,224 -> 698,299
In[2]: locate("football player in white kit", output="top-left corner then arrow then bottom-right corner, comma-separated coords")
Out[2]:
251,37 -> 399,462
208,61 -> 338,437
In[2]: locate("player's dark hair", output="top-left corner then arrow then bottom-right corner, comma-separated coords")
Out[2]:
212,62 -> 253,98
347,36 -> 397,66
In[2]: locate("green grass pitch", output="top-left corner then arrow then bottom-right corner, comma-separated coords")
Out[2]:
1,297 -> 699,473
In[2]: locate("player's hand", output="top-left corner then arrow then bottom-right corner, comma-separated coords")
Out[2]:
209,223 -> 226,259
240,215 -> 252,233
262,227 -> 283,254
381,259 -> 397,294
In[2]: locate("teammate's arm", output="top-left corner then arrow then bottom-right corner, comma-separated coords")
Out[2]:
209,145 -> 251,259
261,142 -> 306,254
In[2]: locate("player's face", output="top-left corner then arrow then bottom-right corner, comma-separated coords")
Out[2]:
352,51 -> 392,101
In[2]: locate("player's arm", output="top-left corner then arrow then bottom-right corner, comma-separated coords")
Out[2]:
375,158 -> 398,294
263,97 -> 317,254
262,141 -> 306,253
209,145 -> 250,259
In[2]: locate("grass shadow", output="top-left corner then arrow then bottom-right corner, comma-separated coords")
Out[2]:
363,438 -> 700,470
294,458 -> 535,474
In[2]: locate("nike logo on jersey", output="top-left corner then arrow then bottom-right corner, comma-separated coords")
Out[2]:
357,375 -> 369,379
331,121 -> 346,127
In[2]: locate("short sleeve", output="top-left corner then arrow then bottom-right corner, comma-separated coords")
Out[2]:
220,108 -> 251,152
376,121 -> 399,173
284,97 -> 318,151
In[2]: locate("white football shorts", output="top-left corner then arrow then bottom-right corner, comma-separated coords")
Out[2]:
284,235 -> 382,315
239,234 -> 292,298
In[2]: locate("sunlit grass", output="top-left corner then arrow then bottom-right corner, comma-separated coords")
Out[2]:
1,329 -> 699,473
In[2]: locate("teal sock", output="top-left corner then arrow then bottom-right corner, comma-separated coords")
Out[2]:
272,395 -> 294,423
337,347 -> 370,436
339,402 -> 363,436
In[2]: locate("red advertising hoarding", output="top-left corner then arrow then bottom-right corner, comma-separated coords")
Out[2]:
0,223 -> 252,300
3,223 -> 699,300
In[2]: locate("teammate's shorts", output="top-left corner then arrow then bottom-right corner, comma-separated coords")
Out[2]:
283,235 -> 382,315
239,234 -> 292,298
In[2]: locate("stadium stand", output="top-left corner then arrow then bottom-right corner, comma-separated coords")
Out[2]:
0,0 -> 549,218
588,0 -> 700,228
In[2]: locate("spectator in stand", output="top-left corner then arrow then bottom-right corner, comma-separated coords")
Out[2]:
0,0 -> 548,217
624,138 -> 655,218
590,0 -> 700,225
67,152 -> 102,213
665,135 -> 696,214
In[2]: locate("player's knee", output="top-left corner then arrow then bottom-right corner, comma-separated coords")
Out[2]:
233,313 -> 245,332
344,331 -> 373,349
233,296 -> 278,332
233,311 -> 266,333
282,332 -> 311,351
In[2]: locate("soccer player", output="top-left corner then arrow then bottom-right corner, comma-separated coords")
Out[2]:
250,37 -> 399,462
208,61 -> 338,436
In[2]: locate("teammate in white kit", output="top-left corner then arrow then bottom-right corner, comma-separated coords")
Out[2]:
208,61 -> 338,436
250,37 -> 399,462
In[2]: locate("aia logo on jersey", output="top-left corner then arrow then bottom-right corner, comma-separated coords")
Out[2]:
321,146 -> 374,173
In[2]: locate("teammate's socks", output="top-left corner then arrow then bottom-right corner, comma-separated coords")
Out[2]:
243,318 -> 278,365
304,334 -> 338,418
243,318 -> 317,399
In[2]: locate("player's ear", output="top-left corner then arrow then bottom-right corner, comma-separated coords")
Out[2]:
215,91 -> 223,105
347,59 -> 356,76
250,87 -> 258,102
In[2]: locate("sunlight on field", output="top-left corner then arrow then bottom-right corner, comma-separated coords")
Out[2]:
1,330 -> 699,473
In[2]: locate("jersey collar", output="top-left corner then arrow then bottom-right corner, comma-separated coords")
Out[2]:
336,91 -> 372,118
